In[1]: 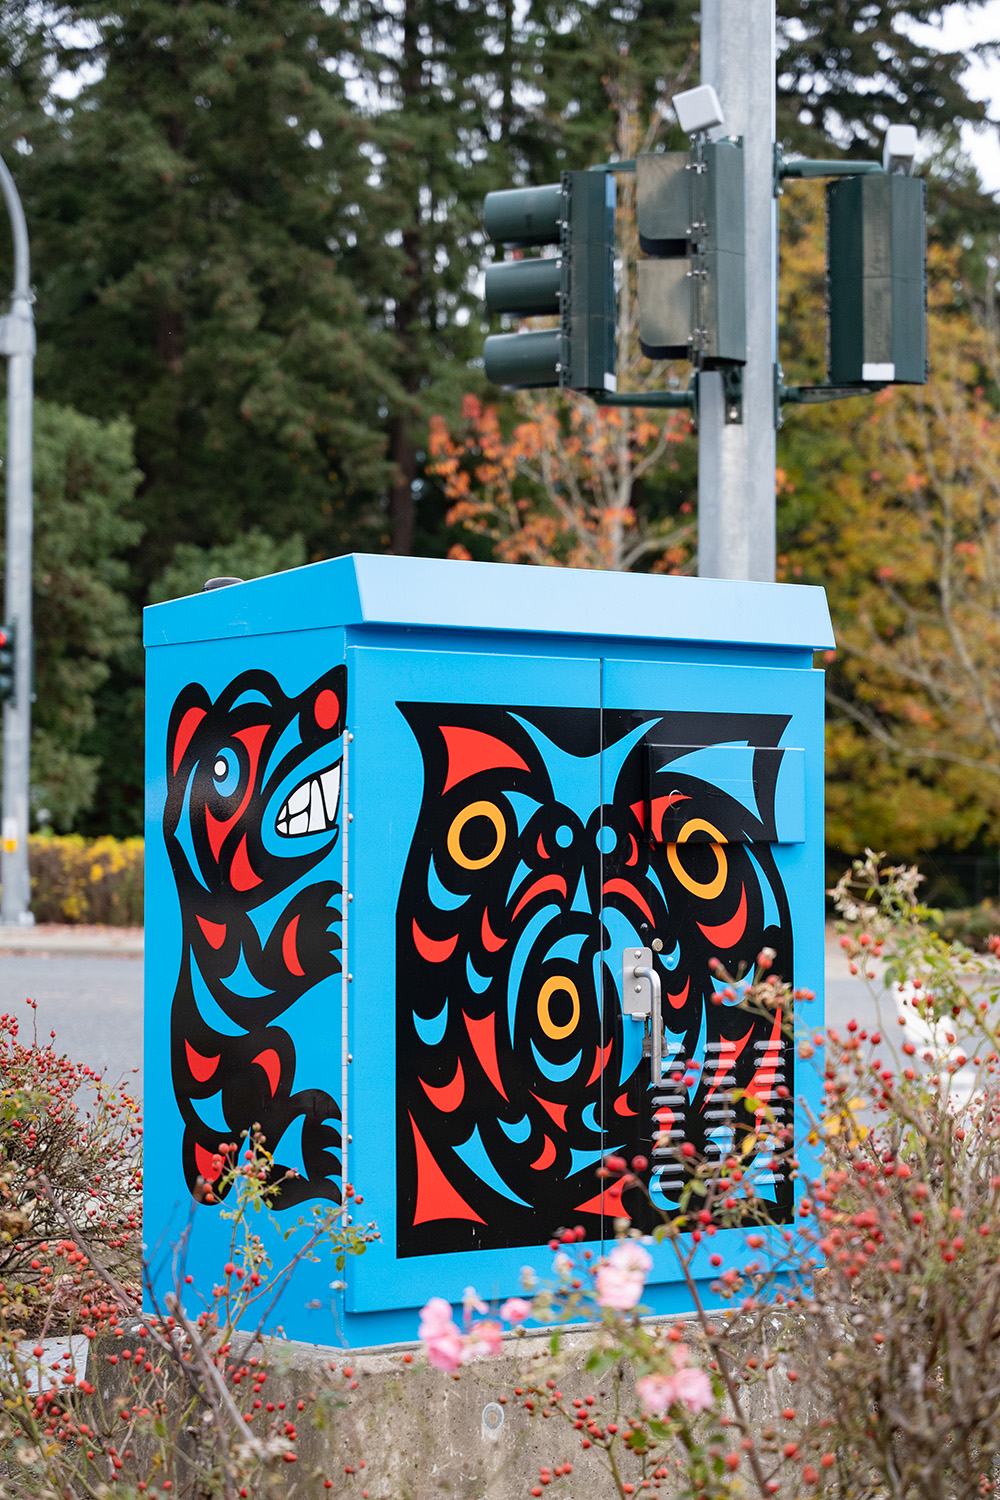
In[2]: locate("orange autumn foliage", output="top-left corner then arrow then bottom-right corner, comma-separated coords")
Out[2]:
429,393 -> 692,572
429,91 -> 696,576
777,182 -> 1000,860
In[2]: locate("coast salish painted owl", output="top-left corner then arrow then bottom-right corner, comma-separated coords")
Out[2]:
395,702 -> 795,1256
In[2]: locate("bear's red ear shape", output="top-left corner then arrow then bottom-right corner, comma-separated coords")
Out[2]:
168,685 -> 212,779
304,663 -> 347,739
313,688 -> 339,731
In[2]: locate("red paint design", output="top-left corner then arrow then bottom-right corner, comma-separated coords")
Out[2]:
602,878 -> 655,927
531,1135 -> 557,1171
413,919 -> 458,963
205,724 -> 270,861
196,916 -> 227,949
410,1113 -> 485,1225
172,706 -> 206,776
481,908 -> 506,953
234,723 -> 270,758
630,791 -> 690,841
511,873 -> 567,922
586,1039 -> 614,1087
419,1059 -> 465,1112
194,1143 -> 222,1182
654,1104 -> 674,1132
537,832 -> 550,860
745,1008 -> 783,1127
697,884 -> 748,949
532,1093 -> 568,1131
613,1090 -> 638,1118
282,914 -> 306,977
252,1048 -> 281,1097
440,725 -> 530,795
665,977 -> 690,1011
626,833 -> 639,867
314,689 -> 340,730
704,1025 -> 755,1103
230,833 -> 262,891
185,1040 -> 219,1083
576,1176 -> 630,1219
463,1011 -> 508,1100
205,810 -> 230,862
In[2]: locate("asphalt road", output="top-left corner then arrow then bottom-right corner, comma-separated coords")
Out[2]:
1,954 -> 143,1094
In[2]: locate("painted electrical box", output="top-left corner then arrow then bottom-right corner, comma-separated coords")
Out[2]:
144,554 -> 833,1348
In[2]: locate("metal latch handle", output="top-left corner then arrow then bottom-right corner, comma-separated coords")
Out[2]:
623,945 -> 663,1084
634,963 -> 663,1084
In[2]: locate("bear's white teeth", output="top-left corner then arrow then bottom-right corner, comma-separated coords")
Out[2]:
276,764 -> 341,837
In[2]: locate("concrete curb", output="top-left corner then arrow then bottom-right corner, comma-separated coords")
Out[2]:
0,926 -> 143,957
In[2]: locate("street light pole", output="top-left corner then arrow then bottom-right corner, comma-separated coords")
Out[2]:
0,152 -> 35,927
697,0 -> 777,583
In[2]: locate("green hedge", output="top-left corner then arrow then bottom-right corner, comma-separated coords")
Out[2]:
28,835 -> 143,925
931,903 -> 1000,953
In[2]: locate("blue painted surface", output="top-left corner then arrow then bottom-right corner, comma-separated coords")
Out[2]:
344,645 -> 604,1321
144,556 -> 831,1349
144,629 -> 352,1341
144,553 -> 834,651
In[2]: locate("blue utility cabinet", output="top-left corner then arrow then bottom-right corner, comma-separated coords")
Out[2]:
143,554 -> 833,1348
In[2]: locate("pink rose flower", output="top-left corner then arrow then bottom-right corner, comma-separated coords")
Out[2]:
462,1319 -> 503,1362
419,1296 -> 456,1335
636,1372 -> 677,1413
422,1325 -> 465,1372
670,1366 -> 714,1414
636,1346 -> 713,1416
595,1241 -> 653,1310
419,1297 -> 465,1372
500,1296 -> 532,1325
419,1297 -> 504,1369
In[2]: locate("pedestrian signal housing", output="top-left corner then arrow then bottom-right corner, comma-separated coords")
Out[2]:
636,141 -> 746,367
826,173 -> 927,386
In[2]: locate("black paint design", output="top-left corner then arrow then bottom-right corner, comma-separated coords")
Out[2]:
164,666 -> 346,1208
396,704 -> 794,1256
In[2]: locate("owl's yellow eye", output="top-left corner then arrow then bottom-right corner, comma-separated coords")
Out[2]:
447,800 -> 506,870
666,817 -> 728,900
537,975 -> 580,1040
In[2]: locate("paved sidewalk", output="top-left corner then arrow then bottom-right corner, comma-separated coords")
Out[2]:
0,923 -> 143,957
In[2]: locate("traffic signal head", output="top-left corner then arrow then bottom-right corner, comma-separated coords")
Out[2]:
482,171 -> 617,395
826,173 -> 927,386
0,623 -> 15,705
636,141 -> 746,367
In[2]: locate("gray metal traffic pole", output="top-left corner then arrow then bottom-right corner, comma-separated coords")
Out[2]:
0,153 -> 35,927
697,0 -> 777,582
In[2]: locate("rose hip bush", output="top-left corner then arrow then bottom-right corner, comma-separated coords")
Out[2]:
6,847 -> 1000,1500
0,1003 -> 379,1499
419,855 -> 1000,1500
0,1003 -> 142,1327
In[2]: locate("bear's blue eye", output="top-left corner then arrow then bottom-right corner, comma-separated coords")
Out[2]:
212,748 -> 241,797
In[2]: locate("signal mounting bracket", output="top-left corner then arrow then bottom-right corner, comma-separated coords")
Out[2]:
720,364 -> 743,423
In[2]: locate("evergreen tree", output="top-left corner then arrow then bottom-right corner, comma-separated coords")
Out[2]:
0,401 -> 142,830
13,0 -> 397,588
776,1 -> 998,157
336,0 -> 700,554
148,526 -> 308,603
776,0 -> 1000,241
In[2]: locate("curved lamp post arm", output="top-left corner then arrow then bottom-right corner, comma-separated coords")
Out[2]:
0,155 -> 30,297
